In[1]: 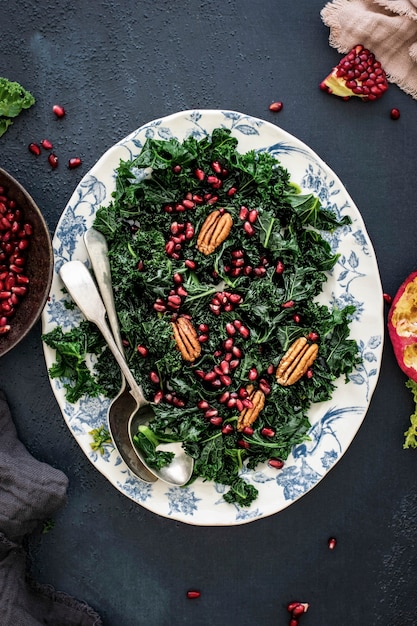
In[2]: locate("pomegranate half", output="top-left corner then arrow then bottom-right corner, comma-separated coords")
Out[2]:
388,271 -> 417,381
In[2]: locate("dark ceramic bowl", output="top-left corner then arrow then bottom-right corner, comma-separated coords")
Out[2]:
0,168 -> 53,357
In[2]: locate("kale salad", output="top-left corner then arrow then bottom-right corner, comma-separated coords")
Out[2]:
43,128 -> 360,506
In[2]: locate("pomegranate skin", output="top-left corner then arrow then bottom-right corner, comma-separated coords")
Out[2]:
388,271 -> 417,381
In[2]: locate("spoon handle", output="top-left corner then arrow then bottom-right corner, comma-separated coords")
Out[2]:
83,228 -> 124,354
59,260 -> 147,406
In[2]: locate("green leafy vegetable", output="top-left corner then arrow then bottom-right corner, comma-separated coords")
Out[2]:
89,424 -> 112,455
43,128 -> 360,506
404,379 -> 417,448
0,77 -> 35,137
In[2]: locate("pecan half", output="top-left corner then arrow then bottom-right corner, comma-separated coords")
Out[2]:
237,384 -> 266,431
275,337 -> 319,386
171,317 -> 201,362
196,209 -> 233,255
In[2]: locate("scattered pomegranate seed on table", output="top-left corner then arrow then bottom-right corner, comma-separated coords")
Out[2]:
328,536 -> 337,550
52,103 -> 65,118
47,153 -> 59,169
186,590 -> 201,599
269,101 -> 283,112
68,157 -> 82,169
390,107 -> 400,120
40,138 -> 53,150
383,293 -> 393,305
28,142 -> 41,156
287,601 -> 309,624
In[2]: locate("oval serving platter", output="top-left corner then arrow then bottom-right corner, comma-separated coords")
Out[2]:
41,109 -> 383,526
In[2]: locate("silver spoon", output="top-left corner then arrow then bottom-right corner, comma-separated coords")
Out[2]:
59,258 -> 194,486
83,228 -> 156,483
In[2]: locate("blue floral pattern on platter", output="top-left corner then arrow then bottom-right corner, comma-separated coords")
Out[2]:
41,110 -> 384,526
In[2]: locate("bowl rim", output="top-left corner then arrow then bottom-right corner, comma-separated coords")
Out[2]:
0,167 -> 54,357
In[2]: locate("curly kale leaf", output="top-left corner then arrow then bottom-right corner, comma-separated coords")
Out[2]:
0,78 -> 35,137
41,322 -> 106,402
223,478 -> 258,507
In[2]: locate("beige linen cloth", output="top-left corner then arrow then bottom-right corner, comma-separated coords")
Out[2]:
321,0 -> 417,98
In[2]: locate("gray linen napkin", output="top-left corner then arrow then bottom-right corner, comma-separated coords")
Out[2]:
0,390 -> 102,626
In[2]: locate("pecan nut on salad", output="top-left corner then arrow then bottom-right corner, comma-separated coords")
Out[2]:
43,128 -> 361,507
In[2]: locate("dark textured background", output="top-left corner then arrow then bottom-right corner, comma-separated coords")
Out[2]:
1,1 -> 417,624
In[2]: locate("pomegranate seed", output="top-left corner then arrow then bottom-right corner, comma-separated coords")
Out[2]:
176,286 -> 188,297
291,603 -> 309,617
243,221 -> 255,236
197,399 -> 209,410
172,164 -> 181,174
182,199 -> 195,210
239,206 -> 249,220
41,139 -> 53,150
185,259 -> 196,270
218,391 -> 230,404
237,325 -> 250,339
165,240 -> 175,256
68,157 -> 82,169
48,153 -> 59,169
328,537 -> 337,550
248,367 -> 258,381
269,101 -> 283,112
210,416 -> 223,426
282,300 -> 295,308
225,322 -> 236,336
220,360 -> 230,374
204,408 -> 218,419
149,371 -> 160,384
268,458 -> 284,469
137,344 -> 149,357
238,439 -> 250,449
186,590 -> 201,599
258,379 -> 271,395
383,293 -> 392,304
390,108 -> 400,120
52,104 -> 65,118
222,423 -> 234,435
153,301 -> 166,312
261,427 -> 275,437
153,390 -> 164,403
223,337 -> 234,352
289,620 -> 298,626
227,186 -> 237,196
28,143 -> 41,156
308,331 -> 319,341
242,426 -> 254,436
194,168 -> 205,181
198,334 -> 209,343
248,209 -> 258,223
204,371 -> 217,383
228,293 -> 242,305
